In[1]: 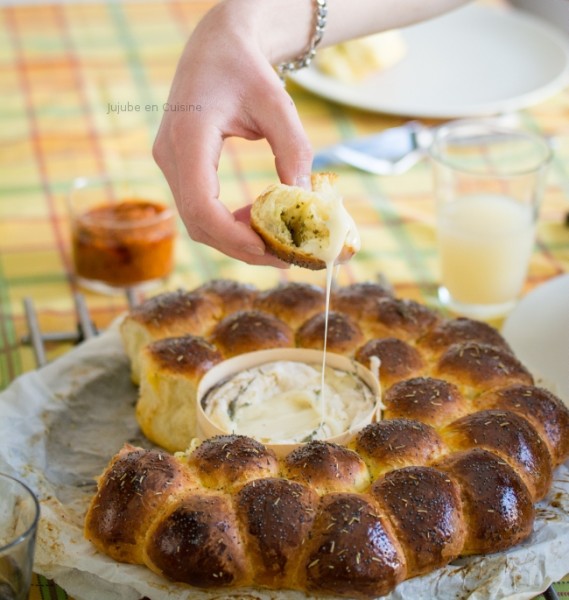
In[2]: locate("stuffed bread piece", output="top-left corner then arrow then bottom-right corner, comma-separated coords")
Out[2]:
250,172 -> 360,270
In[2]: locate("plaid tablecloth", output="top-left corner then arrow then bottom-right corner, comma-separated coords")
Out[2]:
0,0 -> 568,598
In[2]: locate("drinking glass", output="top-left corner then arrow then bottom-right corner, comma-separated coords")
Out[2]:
429,120 -> 552,320
0,473 -> 40,600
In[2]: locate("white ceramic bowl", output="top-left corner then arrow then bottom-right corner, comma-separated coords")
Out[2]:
196,348 -> 381,457
510,0 -> 569,36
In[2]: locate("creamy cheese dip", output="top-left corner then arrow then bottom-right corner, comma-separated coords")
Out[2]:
202,360 -> 376,445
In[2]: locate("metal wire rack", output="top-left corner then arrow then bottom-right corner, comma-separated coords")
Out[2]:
21,289 -> 140,367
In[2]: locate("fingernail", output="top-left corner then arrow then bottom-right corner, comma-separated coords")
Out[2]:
295,175 -> 311,190
244,244 -> 265,256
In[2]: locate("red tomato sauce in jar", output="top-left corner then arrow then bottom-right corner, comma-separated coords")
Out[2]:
71,199 -> 175,288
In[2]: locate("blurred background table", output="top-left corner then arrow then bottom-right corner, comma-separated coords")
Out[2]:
0,0 -> 567,598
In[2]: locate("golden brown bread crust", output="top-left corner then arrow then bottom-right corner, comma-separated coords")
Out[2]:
330,281 -> 394,321
124,289 -> 223,338
296,311 -> 364,355
359,297 -> 441,341
418,316 -> 513,357
383,376 -> 468,428
351,420 -> 446,479
250,173 -> 357,270
84,445 -> 196,564
187,434 -> 279,491
145,492 -> 250,588
440,409 -> 553,501
283,440 -> 370,494
476,384 -> 569,466
143,335 -> 222,377
301,492 -> 406,598
434,341 -> 534,395
107,278 -> 569,597
355,337 -> 426,389
253,282 -> 326,329
209,309 -> 294,358
434,448 -> 534,555
195,278 -> 258,317
235,477 -> 319,588
370,466 -> 466,578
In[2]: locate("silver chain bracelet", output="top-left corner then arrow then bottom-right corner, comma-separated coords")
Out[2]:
277,0 -> 328,80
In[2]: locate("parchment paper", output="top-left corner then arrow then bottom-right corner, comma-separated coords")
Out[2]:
0,321 -> 568,600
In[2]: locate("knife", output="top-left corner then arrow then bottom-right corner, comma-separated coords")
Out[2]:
312,121 -> 433,176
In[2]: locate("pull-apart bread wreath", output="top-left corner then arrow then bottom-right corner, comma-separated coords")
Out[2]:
86,276 -> 569,599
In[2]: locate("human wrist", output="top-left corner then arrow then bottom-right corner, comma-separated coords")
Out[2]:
276,0 -> 327,78
241,0 -> 318,67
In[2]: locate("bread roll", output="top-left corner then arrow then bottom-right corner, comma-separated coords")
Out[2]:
86,424 -> 544,597
440,409 -> 552,501
434,341 -> 533,397
382,376 -> 468,428
300,492 -> 406,598
235,477 -> 319,588
283,440 -> 370,494
254,282 -> 326,329
330,281 -> 393,324
84,444 -> 196,564
102,278 -> 569,597
370,466 -> 466,578
194,278 -> 258,317
209,309 -> 294,358
355,338 -> 426,389
250,173 -> 359,269
187,434 -> 279,491
357,296 -> 441,341
476,384 -> 569,466
121,289 -> 223,383
136,335 -> 223,453
315,30 -> 407,82
296,311 -> 364,355
144,492 -> 250,588
351,420 -> 446,479
434,448 -> 534,556
418,316 -> 513,357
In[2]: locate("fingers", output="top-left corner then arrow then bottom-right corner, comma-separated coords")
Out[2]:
179,185 -> 288,267
154,118 -> 289,267
257,80 -> 314,187
153,39 -> 312,267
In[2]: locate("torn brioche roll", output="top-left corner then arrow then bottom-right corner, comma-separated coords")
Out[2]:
250,173 -> 360,270
315,30 -> 407,83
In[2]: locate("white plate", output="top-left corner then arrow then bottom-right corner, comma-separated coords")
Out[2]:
502,274 -> 569,406
291,3 -> 569,118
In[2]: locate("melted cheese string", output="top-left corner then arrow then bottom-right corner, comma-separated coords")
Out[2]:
311,193 -> 360,432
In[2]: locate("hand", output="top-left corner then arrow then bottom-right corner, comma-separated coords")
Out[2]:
152,0 -> 313,267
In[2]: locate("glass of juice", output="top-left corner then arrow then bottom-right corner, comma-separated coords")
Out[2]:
429,120 -> 552,320
68,176 -> 177,295
0,473 -> 40,600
